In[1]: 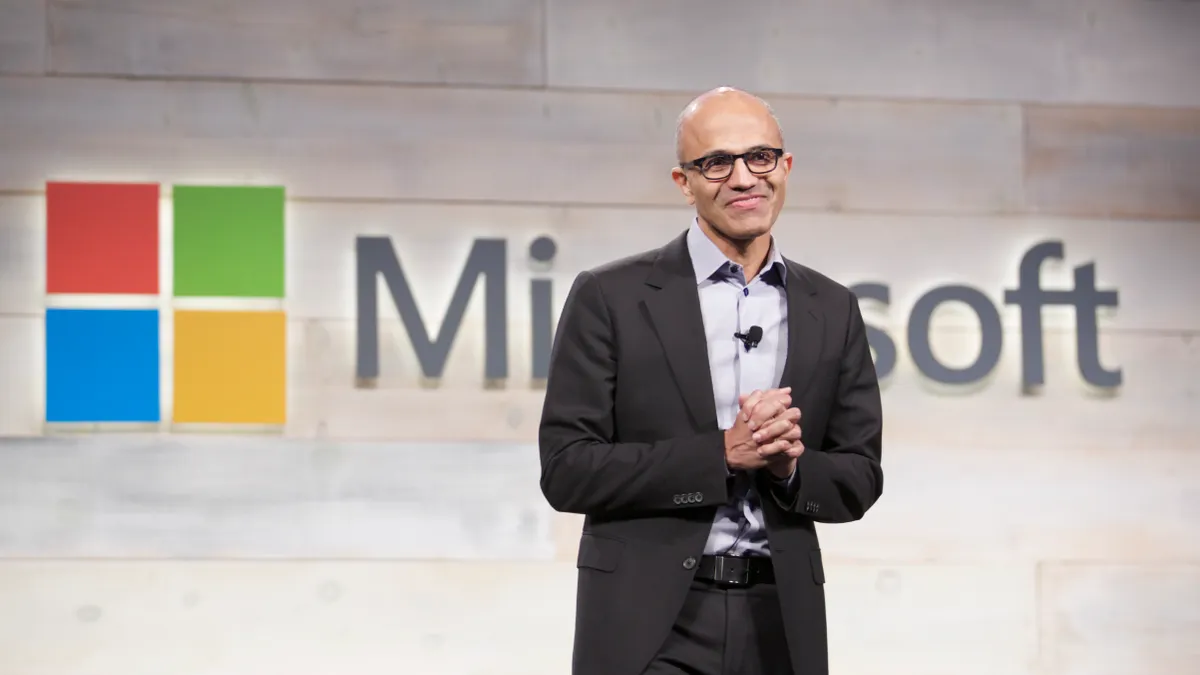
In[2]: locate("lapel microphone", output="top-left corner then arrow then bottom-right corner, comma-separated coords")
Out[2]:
734,325 -> 763,351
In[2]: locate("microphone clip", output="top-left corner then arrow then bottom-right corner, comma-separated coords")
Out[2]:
733,325 -> 763,351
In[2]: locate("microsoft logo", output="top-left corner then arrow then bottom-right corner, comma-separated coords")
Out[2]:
44,181 -> 287,427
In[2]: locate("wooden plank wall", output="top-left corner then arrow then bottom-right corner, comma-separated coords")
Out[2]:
1,1 -> 1198,673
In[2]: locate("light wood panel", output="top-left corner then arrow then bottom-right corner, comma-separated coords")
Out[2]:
283,328 -> 1199,442
1039,564 -> 1200,675
281,202 -> 1200,330
14,195 -> 1198,329
2,329 -> 1195,561
0,559 -> 1041,675
0,435 -> 555,560
555,440 -> 1200,566
815,444 -> 1200,565
547,0 -> 1200,108
0,560 -> 578,675
0,0 -> 44,74
0,76 -> 1025,213
825,562 -> 1037,675
0,196 -> 44,316
1026,105 -> 1200,220
47,0 -> 545,86
0,317 -> 42,437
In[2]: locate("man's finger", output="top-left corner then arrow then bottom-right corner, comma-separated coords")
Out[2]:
740,389 -> 765,421
752,418 -> 795,444
755,438 -> 792,457
755,406 -> 800,430
749,394 -> 791,428
748,399 -> 782,430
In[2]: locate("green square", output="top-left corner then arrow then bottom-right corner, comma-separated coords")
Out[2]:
172,185 -> 285,298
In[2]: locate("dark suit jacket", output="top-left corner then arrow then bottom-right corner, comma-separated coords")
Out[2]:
538,229 -> 884,675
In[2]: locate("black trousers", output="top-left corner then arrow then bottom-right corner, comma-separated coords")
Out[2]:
643,579 -> 794,675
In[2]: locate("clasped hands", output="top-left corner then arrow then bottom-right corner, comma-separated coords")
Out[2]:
723,387 -> 804,479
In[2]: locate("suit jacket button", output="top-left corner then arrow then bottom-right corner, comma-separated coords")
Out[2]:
673,495 -> 682,505
683,557 -> 697,570
694,492 -> 704,503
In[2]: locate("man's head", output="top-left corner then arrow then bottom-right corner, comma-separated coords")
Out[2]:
671,87 -> 792,247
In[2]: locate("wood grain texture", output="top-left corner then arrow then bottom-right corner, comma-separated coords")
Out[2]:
47,0 -> 545,86
0,317 -> 42,437
0,560 -> 579,675
1026,105 -> 1200,220
0,0 -> 44,74
0,76 -> 1024,212
815,444 -> 1200,565
825,563 -> 1038,675
547,0 -> 1200,107
299,329 -> 1198,447
0,560 -> 1041,675
280,201 -> 1200,331
0,435 -> 555,559
554,438 -> 1200,567
0,197 -> 45,316
1039,564 -> 1200,675
3,196 -> 1199,438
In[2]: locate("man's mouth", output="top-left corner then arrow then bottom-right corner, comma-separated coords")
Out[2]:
727,195 -> 765,210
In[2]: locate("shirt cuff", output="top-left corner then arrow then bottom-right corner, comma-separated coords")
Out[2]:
769,464 -> 800,499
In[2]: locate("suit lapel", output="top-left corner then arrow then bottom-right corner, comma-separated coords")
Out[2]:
641,232 -> 719,431
778,260 -> 825,399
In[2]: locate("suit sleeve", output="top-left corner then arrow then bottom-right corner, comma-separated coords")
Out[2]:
538,270 -> 731,516
772,291 -> 884,523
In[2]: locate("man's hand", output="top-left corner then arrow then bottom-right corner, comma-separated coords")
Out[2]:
724,388 -> 803,472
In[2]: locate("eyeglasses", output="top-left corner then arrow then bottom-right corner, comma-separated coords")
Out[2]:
679,147 -> 784,180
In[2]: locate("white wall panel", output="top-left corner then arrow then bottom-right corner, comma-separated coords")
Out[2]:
5,196 -> 1198,440
47,0 -> 545,86
0,436 -> 554,560
815,444 -> 1200,565
1026,105 -> 1200,220
0,559 -> 1044,675
284,203 -> 1200,331
0,317 -> 42,437
826,563 -> 1038,675
0,0 -> 44,74
547,0 -> 1200,108
0,77 -> 1026,213
0,560 -> 578,675
0,196 -> 44,316
1038,564 -> 1200,675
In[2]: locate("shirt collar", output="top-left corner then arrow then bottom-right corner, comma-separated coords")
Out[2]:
686,218 -> 788,286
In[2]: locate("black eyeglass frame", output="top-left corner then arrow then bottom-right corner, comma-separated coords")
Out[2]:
678,146 -> 785,180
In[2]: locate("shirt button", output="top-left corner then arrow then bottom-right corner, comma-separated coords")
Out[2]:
742,288 -> 749,296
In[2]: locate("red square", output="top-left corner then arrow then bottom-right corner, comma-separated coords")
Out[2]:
46,182 -> 160,295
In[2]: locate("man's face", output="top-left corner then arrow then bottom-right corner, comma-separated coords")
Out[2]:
671,99 -> 792,243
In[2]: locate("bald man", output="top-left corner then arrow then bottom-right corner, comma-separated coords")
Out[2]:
538,87 -> 884,675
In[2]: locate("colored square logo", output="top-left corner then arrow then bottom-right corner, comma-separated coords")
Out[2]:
44,181 -> 287,428
173,186 -> 285,298
173,310 -> 286,425
45,309 -> 161,422
46,182 -> 159,295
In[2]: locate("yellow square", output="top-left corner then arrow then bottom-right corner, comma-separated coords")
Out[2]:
173,310 -> 286,425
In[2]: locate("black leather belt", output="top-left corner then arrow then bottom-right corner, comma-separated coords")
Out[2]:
694,554 -> 776,587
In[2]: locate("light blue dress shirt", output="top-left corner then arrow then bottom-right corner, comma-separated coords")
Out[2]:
686,220 -> 792,558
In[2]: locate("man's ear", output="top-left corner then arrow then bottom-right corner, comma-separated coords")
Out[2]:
671,167 -> 696,205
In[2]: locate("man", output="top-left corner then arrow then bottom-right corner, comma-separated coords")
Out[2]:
538,87 -> 884,675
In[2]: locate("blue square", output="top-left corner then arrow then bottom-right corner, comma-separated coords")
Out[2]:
45,309 -> 161,423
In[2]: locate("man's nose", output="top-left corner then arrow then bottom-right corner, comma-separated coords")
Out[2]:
726,158 -> 757,188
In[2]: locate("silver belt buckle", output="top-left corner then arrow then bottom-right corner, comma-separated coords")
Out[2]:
714,556 -> 751,587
